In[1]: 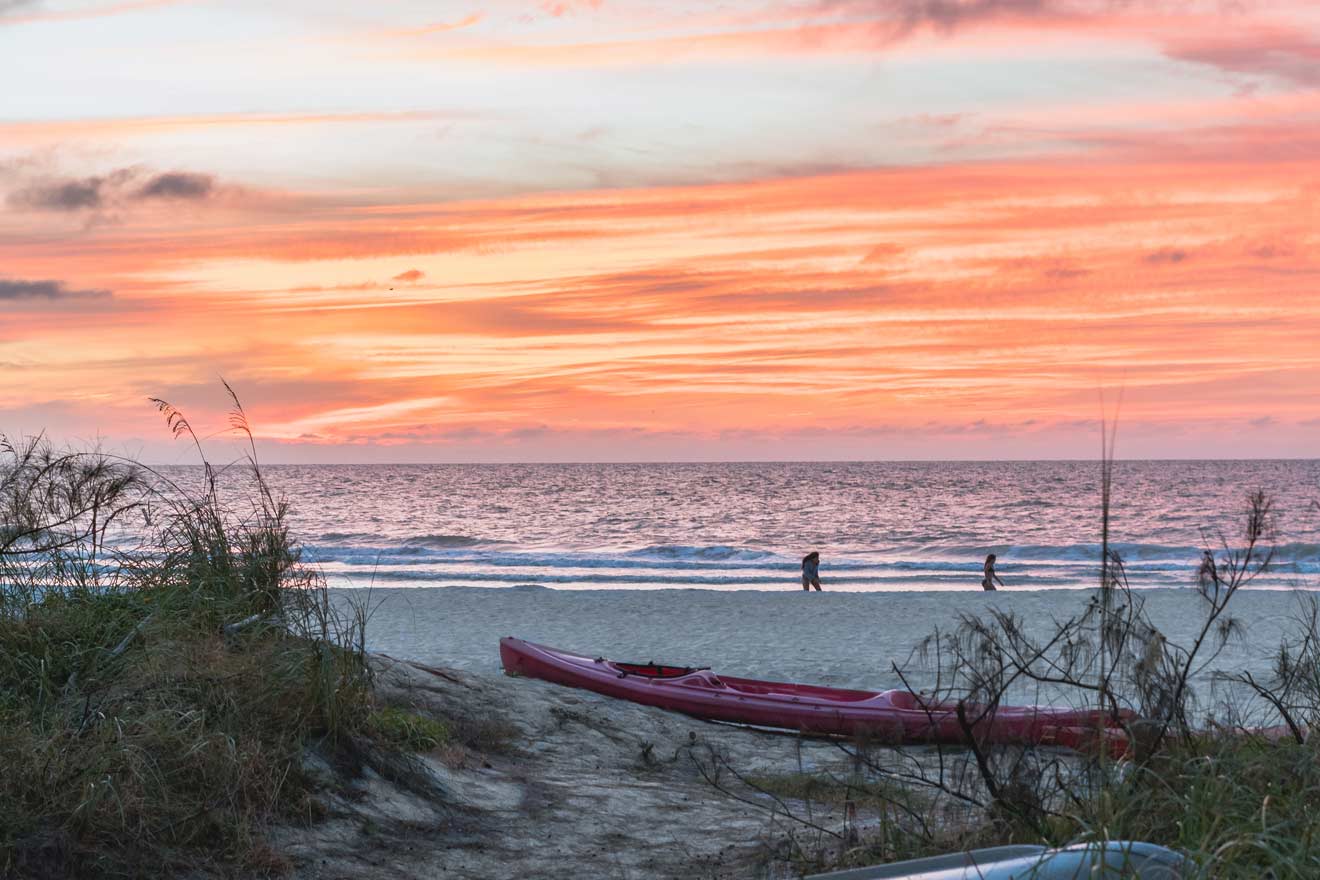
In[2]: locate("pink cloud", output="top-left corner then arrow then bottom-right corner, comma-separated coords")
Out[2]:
1166,23 -> 1320,87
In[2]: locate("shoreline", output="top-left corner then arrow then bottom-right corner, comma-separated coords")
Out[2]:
332,582 -> 1320,592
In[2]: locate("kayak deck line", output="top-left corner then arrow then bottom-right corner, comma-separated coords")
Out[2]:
499,636 -> 1132,756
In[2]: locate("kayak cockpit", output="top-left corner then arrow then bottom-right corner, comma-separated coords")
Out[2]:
610,660 -> 708,679
713,675 -> 886,703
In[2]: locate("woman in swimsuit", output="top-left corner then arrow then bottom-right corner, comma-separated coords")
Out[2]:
802,551 -> 822,591
982,553 -> 1005,591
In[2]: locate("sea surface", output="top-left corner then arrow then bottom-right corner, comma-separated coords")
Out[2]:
211,460 -> 1320,593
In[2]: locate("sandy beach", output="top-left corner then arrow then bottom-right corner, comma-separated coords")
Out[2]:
350,586 -> 1313,711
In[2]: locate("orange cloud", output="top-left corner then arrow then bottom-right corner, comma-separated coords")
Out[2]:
373,12 -> 483,38
3,144 -> 1317,458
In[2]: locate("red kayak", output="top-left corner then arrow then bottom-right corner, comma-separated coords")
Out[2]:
500,637 -> 1132,756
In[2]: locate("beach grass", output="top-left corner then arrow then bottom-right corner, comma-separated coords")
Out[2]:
0,395 -> 395,878
745,734 -> 1320,876
1079,736 -> 1320,874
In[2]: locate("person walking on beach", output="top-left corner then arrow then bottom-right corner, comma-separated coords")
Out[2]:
802,551 -> 822,591
982,553 -> 1005,591
1198,550 -> 1219,593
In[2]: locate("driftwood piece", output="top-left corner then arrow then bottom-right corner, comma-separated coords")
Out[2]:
109,614 -> 155,659
222,612 -> 269,637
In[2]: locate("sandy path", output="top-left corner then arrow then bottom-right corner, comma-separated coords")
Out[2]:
280,657 -> 857,880
348,587 -> 1312,708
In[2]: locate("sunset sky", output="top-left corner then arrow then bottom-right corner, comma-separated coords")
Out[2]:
3,0 -> 1318,462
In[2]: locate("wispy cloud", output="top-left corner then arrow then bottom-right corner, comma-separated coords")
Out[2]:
0,277 -> 109,300
817,0 -> 1062,35
0,0 -> 37,16
1166,25 -> 1320,87
135,172 -> 214,200
538,0 -> 603,18
8,172 -> 129,211
417,0 -> 1309,78
0,111 -> 469,147
374,12 -> 483,38
0,0 -> 185,26
1143,248 -> 1189,265
7,166 -> 218,214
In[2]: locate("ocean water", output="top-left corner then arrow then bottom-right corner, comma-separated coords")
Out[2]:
223,460 -> 1320,592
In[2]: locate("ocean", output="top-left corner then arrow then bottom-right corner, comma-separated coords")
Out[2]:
217,459 -> 1320,592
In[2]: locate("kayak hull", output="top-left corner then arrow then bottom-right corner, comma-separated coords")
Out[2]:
499,637 -> 1131,756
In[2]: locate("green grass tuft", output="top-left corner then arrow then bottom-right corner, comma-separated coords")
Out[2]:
369,706 -> 452,751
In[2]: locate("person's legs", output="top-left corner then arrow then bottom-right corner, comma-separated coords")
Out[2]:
811,577 -> 822,591
802,575 -> 810,590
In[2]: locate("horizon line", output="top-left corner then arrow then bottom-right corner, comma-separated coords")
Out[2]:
140,456 -> 1320,467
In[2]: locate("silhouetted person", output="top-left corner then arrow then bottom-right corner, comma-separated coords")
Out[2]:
982,553 -> 1004,591
1198,550 -> 1219,593
802,551 -> 822,591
